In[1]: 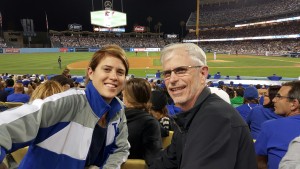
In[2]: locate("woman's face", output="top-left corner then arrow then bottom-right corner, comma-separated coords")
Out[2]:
87,55 -> 126,103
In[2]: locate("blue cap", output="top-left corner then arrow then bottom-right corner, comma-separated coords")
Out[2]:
244,87 -> 258,100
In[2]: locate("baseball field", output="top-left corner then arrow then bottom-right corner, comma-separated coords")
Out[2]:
0,51 -> 299,78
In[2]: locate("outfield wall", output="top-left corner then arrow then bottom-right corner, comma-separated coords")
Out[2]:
0,47 -> 161,54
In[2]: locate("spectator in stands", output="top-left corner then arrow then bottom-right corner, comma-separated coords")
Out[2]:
0,44 -> 130,169
209,87 -> 231,104
229,81 -> 235,87
236,86 -> 260,121
7,83 -> 30,103
279,136 -> 300,169
267,74 -> 282,81
246,85 -> 283,139
214,71 -> 221,79
155,70 -> 161,79
150,43 -> 256,169
29,80 -> 64,101
0,81 -> 8,102
255,81 -> 300,169
207,81 -> 214,87
225,86 -> 235,99
62,68 -> 71,78
123,78 -> 162,167
230,87 -> 244,107
4,78 -> 14,95
150,89 -> 172,137
51,75 -> 74,91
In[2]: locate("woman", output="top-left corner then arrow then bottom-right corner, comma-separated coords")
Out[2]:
123,78 -> 162,167
0,44 -> 130,169
29,80 -> 64,101
246,85 -> 283,139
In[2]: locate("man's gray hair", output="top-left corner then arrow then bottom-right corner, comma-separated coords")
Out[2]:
160,43 -> 207,66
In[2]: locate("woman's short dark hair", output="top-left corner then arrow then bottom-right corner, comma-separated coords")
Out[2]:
263,85 -> 281,109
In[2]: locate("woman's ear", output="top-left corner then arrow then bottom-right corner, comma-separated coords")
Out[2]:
87,67 -> 93,80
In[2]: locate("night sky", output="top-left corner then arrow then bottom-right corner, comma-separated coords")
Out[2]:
0,0 -> 196,34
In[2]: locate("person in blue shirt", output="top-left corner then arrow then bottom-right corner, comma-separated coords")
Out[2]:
255,81 -> 300,169
7,83 -> 30,103
236,86 -> 260,121
246,85 -> 283,139
155,70 -> 161,79
267,74 -> 282,81
4,78 -> 14,95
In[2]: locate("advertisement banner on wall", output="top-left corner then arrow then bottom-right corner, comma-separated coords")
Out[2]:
5,48 -> 20,53
133,48 -> 146,52
60,48 -> 68,52
134,26 -> 145,32
75,48 -> 89,52
68,48 -> 75,52
0,48 -> 3,53
145,48 -> 161,52
89,48 -> 100,52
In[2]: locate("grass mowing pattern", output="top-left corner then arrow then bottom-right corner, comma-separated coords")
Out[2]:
0,52 -> 299,78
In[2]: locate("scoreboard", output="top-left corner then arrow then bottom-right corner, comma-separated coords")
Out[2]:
90,10 -> 127,28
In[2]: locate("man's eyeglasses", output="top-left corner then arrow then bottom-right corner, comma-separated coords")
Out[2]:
161,66 -> 202,79
274,94 -> 294,100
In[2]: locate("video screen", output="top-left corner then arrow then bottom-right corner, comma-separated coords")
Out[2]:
90,10 -> 127,28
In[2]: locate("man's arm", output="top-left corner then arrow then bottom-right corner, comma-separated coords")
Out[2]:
149,129 -> 179,169
279,136 -> 300,169
257,155 -> 267,169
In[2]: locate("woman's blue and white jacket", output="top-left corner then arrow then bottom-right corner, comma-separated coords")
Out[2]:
0,84 -> 130,169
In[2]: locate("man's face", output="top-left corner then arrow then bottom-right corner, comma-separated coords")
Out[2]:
162,49 -> 207,111
273,86 -> 292,116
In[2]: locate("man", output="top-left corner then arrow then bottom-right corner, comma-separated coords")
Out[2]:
213,51 -> 217,60
255,81 -> 300,169
58,56 -> 62,69
279,135 -> 300,169
7,83 -> 30,103
150,43 -> 257,169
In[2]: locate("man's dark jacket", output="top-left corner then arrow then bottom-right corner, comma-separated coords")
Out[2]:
150,87 -> 257,169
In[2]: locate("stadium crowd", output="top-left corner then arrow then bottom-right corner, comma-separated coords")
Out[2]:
50,35 -> 171,48
184,21 -> 300,40
0,37 -> 7,48
198,0 -> 300,26
200,40 -> 300,56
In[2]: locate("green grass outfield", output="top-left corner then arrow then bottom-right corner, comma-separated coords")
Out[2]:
0,52 -> 299,78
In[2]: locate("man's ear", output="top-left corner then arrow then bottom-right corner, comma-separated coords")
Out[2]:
201,66 -> 209,77
291,98 -> 300,110
200,66 -> 209,84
